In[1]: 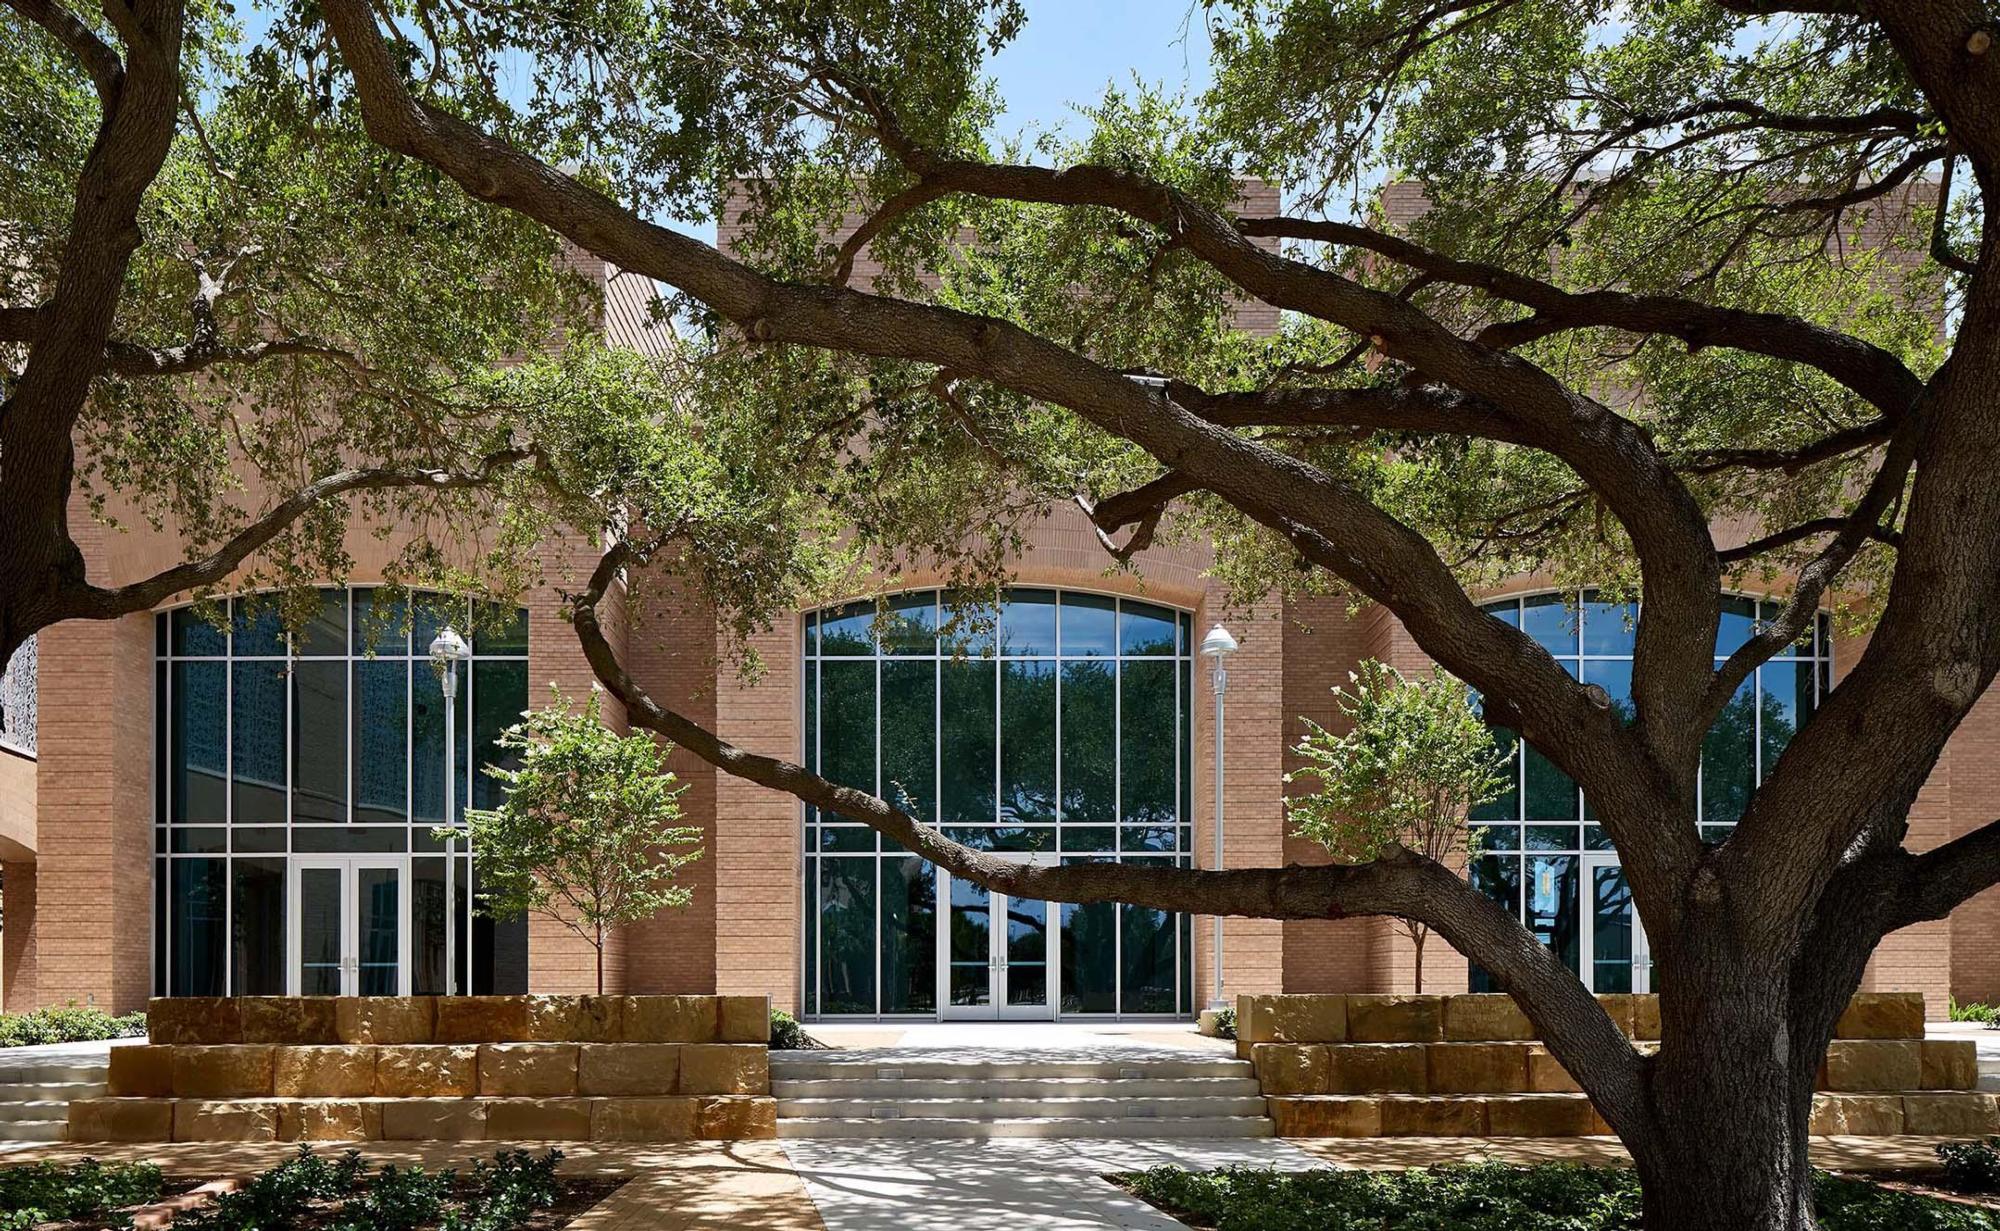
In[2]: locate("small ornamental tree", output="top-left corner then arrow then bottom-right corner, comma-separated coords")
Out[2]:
1287,661 -> 1510,993
458,688 -> 703,994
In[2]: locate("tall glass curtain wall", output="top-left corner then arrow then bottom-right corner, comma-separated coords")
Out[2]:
1467,593 -> 1833,990
802,590 -> 1195,1017
154,588 -> 531,996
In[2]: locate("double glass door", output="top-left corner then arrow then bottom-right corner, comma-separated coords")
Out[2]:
939,858 -> 1053,1020
290,857 -> 408,996
1579,853 -> 1651,994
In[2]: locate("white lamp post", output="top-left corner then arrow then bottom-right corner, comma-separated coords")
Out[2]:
429,625 -> 472,995
1199,624 -> 1239,1009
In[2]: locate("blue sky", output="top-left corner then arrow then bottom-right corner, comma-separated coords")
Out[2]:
986,1 -> 1215,140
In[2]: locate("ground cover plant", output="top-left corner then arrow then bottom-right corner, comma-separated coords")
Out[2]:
1121,1164 -> 2000,1231
0,1159 -> 164,1231
0,1005 -> 146,1048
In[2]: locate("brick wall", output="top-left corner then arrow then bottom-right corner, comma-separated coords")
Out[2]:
2,860 -> 36,1011
711,619 -> 804,1012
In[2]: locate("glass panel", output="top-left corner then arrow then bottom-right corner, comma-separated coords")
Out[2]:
939,593 -> 998,658
297,866 -> 344,995
821,859 -> 876,1013
1582,659 -> 1634,725
1525,854 -> 1580,979
1000,590 -> 1058,656
411,595 -> 467,657
1003,895 -> 1048,1007
1468,854 -> 1521,993
154,858 -> 168,996
1759,660 -> 1814,781
472,661 -> 528,810
1485,599 -> 1521,627
351,589 -> 409,655
948,874 -> 992,1007
172,662 -> 227,824
817,827 -> 874,853
472,601 -> 529,654
1702,673 -> 1756,823
1590,864 -> 1634,994
411,665 -> 468,826
1121,661 -> 1177,826
353,661 -> 408,824
1527,825 -> 1579,851
231,598 -> 287,657
292,661 -> 347,823
1061,826 -> 1115,852
818,661 -> 876,801
296,589 -> 348,657
803,858 -> 819,1016
1059,858 -> 1117,1013
411,856 -> 469,997
1469,727 -> 1518,823
231,660 -> 288,825
880,662 -> 935,821
1059,660 -> 1116,823
293,826 -> 407,853
883,593 -> 938,655
881,856 -> 936,1013
1057,593 -> 1115,657
171,607 -> 227,656
170,827 -> 226,853
232,826 -> 285,853
820,601 -> 874,655
1120,899 -> 1175,1014
1000,661 -> 1056,825
1119,601 -> 1177,656
1716,596 -> 1756,657
1522,595 -> 1579,658
1522,744 -> 1576,821
472,860 -> 529,994
1580,599 -> 1637,656
356,865 -> 400,995
940,660 -> 996,823
170,858 -> 227,996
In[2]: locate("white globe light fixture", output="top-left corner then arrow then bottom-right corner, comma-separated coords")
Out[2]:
1200,624 -> 1239,1009
428,625 -> 472,995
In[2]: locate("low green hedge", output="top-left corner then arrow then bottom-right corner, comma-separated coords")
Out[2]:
0,1004 -> 147,1048
0,1159 -> 163,1231
1122,1163 -> 1999,1231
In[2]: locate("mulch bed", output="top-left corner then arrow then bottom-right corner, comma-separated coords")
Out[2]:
1829,1170 -> 2000,1211
29,1175 -> 627,1231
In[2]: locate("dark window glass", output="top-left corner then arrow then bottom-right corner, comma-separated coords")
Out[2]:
1759,660 -> 1814,781
940,660 -> 996,823
231,598 -> 287,657
472,601 -> 529,654
1702,674 -> 1756,823
1485,600 -> 1521,628
1057,593 -> 1115,657
171,827 -> 226,853
169,858 -> 227,996
155,662 -> 168,825
883,593 -> 938,655
1120,896 -> 1175,1013
1060,869 -> 1117,1013
293,825 -> 408,853
1716,596 -> 1756,657
232,827 -> 286,853
1478,824 -> 1521,852
818,827 -> 875,852
291,661 -> 347,822
231,858 -> 286,995
1000,590 -> 1058,656
803,858 -> 819,1015
1059,661 -> 1116,823
1580,599 -> 1636,656
171,607 -> 227,656
1121,661 -> 1177,826
1582,659 -> 1634,726
351,590 -> 409,656
820,601 -> 874,656
1000,661 -> 1056,825
356,865 -> 400,995
1468,855 -> 1522,993
819,661 -> 876,801
412,595 -> 468,657
471,660 -> 528,810
473,860 -> 528,994
354,661 -> 409,823
1527,825 -> 1578,851
1062,826 -> 1115,852
1121,825 -> 1178,852
412,857 -> 471,996
881,855 -> 936,1013
412,664 -> 468,826
1119,601 -> 1177,656
880,661 -> 936,822
296,589 -> 348,657
1525,854 -> 1580,976
1469,726 -> 1518,823
820,859 -> 876,1013
232,660 -> 288,825
1522,744 -> 1577,821
939,593 -> 999,658
154,858 -> 168,995
1522,595 -> 1578,658
171,662 -> 227,824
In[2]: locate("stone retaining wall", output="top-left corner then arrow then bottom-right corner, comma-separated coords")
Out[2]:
69,996 -> 775,1143
1240,992 -> 1995,1139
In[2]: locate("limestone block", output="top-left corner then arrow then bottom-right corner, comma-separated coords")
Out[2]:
147,998 -> 242,1045
240,998 -> 340,1045
1485,1094 -> 1599,1137
591,1097 -> 699,1141
1903,1093 -> 2000,1136
1525,1046 -> 1582,1094
696,1095 -> 778,1140
679,1044 -> 770,1095
1811,1094 -> 1905,1136
1346,996 -> 1443,1043
1823,1040 -> 1922,1093
1267,1096 -> 1383,1138
108,1046 -> 175,1097
436,996 -> 530,1043
336,997 -> 435,1045
479,1043 -> 580,1096
1252,1044 -> 1329,1097
69,1098 -> 174,1142
522,996 -> 623,1043
1630,996 -> 1662,1042
278,1100 -> 385,1142
273,1046 -> 378,1098
1593,995 -> 1637,1039
621,996 -> 720,1044
1923,1040 -> 1979,1091
1238,995 -> 1349,1045
578,1044 -> 682,1096
718,997 -> 771,1044
486,1098 -> 595,1140
1324,1044 -> 1428,1095
172,1046 -> 276,1098
1380,1095 -> 1486,1136
380,1098 -> 489,1141
374,1045 -> 479,1097
1441,995 -> 1534,1043
1427,1043 -> 1530,1094
174,1100 -> 279,1142
1836,993 -> 1926,1041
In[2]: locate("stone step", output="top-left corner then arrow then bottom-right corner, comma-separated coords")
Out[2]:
0,1062 -> 110,1085
0,1100 -> 83,1123
0,1119 -> 68,1143
771,1075 -> 1264,1099
776,1094 -> 1271,1119
776,1114 -> 1275,1140
768,1058 -> 1253,1081
0,1081 -> 108,1101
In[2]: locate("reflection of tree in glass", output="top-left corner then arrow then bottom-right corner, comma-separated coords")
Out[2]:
940,661 -> 996,822
1001,662 -> 1056,824
822,860 -> 875,1013
1060,661 -> 1115,822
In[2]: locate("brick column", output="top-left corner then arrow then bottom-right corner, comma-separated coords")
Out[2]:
1,860 -> 36,1012
712,619 -> 802,1013
34,613 -> 153,1012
